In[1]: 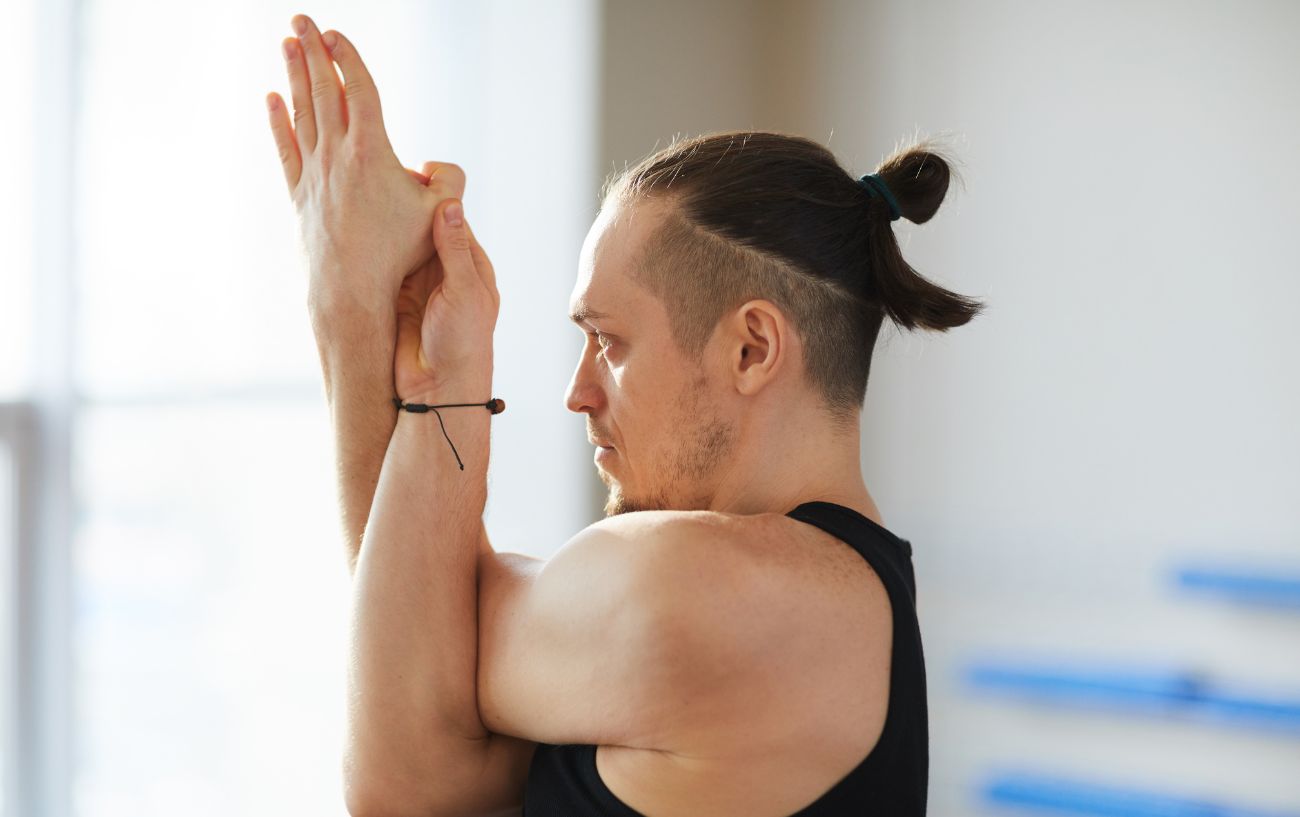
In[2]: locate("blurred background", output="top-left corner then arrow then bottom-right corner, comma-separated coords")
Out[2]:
3,0 -> 1298,815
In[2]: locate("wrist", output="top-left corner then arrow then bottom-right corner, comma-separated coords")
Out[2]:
395,380 -> 495,409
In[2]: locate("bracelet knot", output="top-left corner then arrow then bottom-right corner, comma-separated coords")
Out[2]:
391,396 -> 506,470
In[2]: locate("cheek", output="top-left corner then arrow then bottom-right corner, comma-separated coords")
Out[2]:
603,357 -> 649,445
617,366 -> 681,443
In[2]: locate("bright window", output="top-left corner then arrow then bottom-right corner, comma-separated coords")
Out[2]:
8,0 -> 601,814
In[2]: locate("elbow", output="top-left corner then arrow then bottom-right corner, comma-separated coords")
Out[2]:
343,770 -> 402,817
342,753 -> 473,817
345,796 -> 469,817
342,753 -> 428,817
344,782 -> 440,817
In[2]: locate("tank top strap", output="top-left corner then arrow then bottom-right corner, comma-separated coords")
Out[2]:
784,500 -> 917,604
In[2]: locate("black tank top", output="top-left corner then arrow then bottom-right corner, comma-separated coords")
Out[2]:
521,500 -> 929,816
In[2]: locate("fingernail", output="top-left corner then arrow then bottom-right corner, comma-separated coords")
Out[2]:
282,39 -> 295,60
293,16 -> 307,36
323,31 -> 338,51
445,201 -> 463,226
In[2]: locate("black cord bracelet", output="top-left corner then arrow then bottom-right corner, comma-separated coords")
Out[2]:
392,396 -> 506,471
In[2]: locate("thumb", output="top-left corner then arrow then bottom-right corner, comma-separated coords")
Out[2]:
433,198 -> 476,289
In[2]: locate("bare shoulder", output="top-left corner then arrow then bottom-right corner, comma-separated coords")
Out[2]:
589,508 -> 896,816
580,506 -> 891,641
614,507 -> 891,608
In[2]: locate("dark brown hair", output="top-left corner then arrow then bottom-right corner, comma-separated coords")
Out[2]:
601,130 -> 985,430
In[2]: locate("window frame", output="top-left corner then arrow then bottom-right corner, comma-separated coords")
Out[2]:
15,0 -> 80,814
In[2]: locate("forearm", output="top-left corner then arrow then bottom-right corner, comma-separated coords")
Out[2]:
310,291 -> 397,575
345,369 -> 495,810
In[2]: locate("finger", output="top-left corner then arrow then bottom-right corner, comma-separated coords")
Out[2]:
292,14 -> 345,145
463,216 -> 497,297
265,92 -> 302,192
281,36 -> 316,153
321,30 -> 385,140
421,161 -> 467,202
432,199 -> 480,293
405,167 -> 431,185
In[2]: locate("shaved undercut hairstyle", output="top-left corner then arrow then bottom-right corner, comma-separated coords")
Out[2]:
601,131 -> 985,431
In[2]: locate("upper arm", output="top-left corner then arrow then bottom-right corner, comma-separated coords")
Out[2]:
474,513 -> 795,755
417,529 -> 642,817
475,519 -> 678,750
408,524 -> 615,817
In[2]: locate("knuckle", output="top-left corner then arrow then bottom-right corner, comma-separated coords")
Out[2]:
340,143 -> 373,171
427,162 -> 466,197
343,78 -> 375,101
352,110 -> 385,134
309,76 -> 336,100
348,128 -> 385,157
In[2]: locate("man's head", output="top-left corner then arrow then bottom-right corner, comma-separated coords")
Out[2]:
565,131 -> 984,517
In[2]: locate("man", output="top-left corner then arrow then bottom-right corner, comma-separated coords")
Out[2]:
267,13 -> 978,816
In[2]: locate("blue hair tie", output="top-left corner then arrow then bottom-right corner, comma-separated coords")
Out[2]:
857,173 -> 902,222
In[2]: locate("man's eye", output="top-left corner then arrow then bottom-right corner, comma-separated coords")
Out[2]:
588,331 -> 611,349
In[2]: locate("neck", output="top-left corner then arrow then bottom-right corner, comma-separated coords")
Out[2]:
708,403 -> 877,523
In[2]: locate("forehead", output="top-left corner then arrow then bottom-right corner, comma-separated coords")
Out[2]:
568,199 -> 663,325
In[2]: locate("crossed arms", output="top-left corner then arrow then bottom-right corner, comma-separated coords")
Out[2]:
265,14 -> 788,817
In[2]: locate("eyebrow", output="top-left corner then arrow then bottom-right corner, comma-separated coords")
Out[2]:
568,304 -> 611,325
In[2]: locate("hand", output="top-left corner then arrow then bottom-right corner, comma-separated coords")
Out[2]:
265,13 -> 465,314
394,199 -> 500,402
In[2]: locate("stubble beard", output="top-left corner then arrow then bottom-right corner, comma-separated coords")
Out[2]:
600,373 -> 736,516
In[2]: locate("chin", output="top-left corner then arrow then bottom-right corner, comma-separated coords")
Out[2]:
603,487 -> 637,517
605,483 -> 676,516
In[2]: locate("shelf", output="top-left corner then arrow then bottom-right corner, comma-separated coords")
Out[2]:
1173,565 -> 1300,609
963,660 -> 1300,735
980,770 -> 1300,817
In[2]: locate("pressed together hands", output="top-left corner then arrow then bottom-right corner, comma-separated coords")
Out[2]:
265,13 -> 500,402
265,21 -> 529,816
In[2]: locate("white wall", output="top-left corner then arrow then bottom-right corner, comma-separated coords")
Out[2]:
601,0 -> 1300,812
386,0 -> 603,552
781,2 -> 1300,811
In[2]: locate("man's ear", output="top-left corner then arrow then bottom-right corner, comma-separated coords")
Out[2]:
727,299 -> 786,397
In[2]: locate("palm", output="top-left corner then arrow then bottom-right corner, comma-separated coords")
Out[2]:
394,252 -> 444,400
393,164 -> 469,400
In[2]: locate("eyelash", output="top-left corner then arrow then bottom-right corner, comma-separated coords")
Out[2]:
587,331 -> 612,352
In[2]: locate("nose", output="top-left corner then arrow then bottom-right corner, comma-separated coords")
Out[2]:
564,346 -> 603,415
